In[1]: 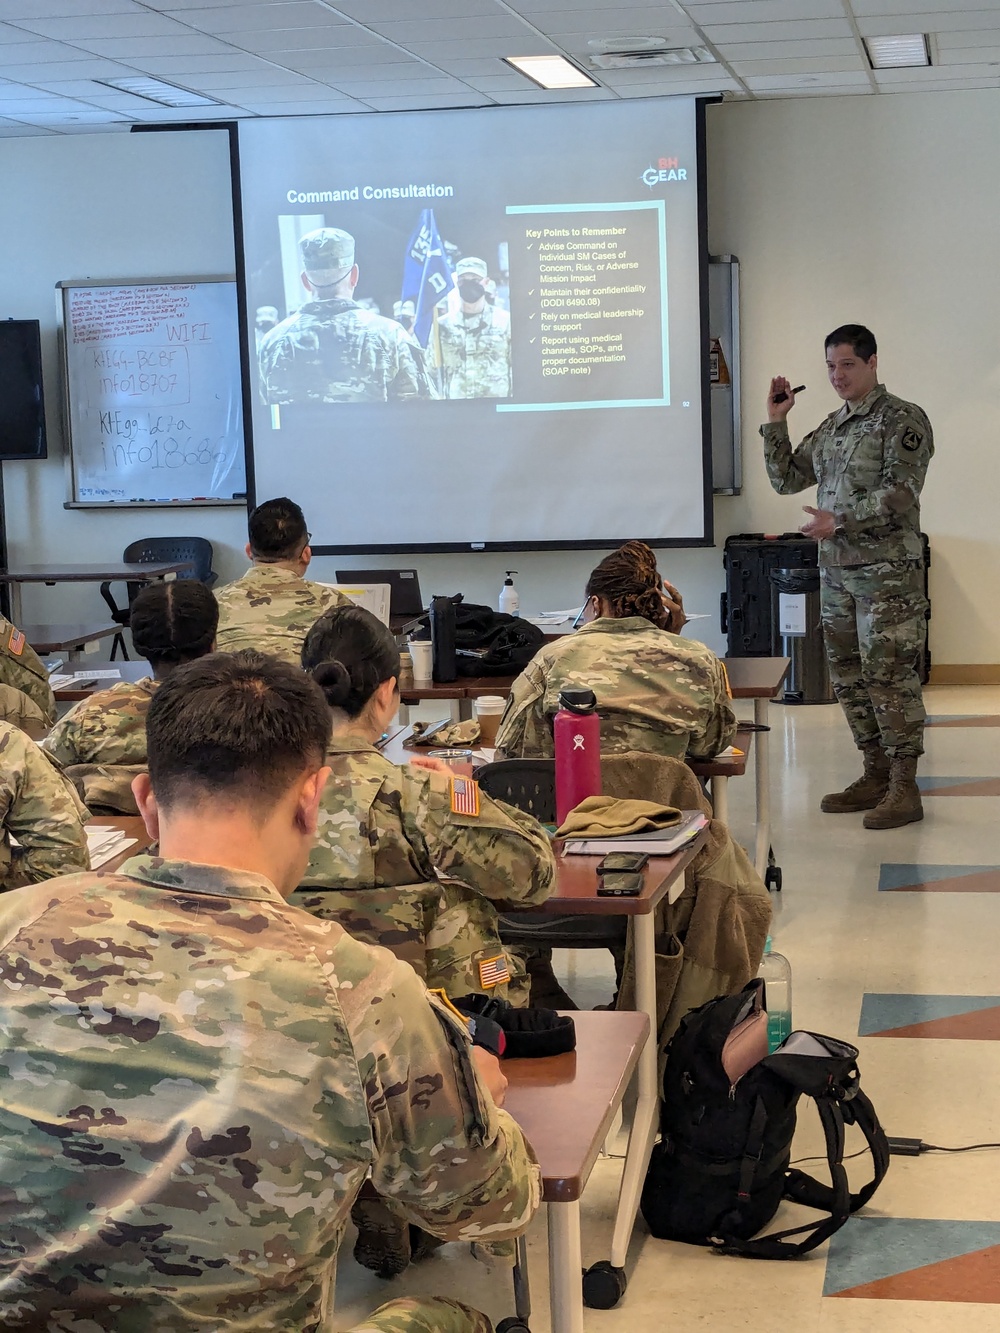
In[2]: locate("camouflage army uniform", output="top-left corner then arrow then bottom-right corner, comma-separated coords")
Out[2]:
352,1298 -> 493,1332
291,731 -> 555,1005
438,303 -> 511,399
761,383 -> 933,757
496,617 -> 736,761
0,684 -> 47,737
42,678 -> 157,814
0,854 -> 541,1329
259,300 -> 438,404
215,564 -> 352,666
0,722 -> 89,892
0,616 -> 55,727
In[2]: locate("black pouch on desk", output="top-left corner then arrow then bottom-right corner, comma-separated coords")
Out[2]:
453,993 -> 576,1058
429,595 -> 457,682
641,979 -> 889,1257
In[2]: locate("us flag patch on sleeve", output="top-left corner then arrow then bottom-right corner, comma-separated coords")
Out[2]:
479,955 -> 511,990
8,628 -> 25,656
450,776 -> 480,817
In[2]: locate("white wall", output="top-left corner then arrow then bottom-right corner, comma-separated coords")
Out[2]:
4,92 -> 998,662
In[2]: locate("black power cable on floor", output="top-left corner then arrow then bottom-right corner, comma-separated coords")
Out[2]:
791,1139 -> 1000,1165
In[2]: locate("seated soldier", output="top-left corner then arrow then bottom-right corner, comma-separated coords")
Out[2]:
0,650 -> 539,1332
0,683 -> 47,740
215,495 -> 351,664
43,580 -> 219,813
496,539 -> 736,761
293,604 -> 555,1005
0,721 -> 88,892
291,606 -> 554,1279
0,614 -> 55,729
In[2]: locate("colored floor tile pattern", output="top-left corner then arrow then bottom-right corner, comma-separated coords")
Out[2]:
859,993 -> 1000,1040
917,776 -> 1000,796
925,715 -> 1000,727
825,1218 -> 1000,1301
878,863 -> 1000,892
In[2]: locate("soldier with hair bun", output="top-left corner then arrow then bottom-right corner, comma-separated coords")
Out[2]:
496,540 -> 736,762
43,579 -> 218,812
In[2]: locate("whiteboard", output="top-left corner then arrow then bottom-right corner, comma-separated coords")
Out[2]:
59,278 -> 246,506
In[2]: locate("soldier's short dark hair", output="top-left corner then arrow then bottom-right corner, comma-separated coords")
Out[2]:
147,650 -> 331,812
130,580 -> 219,671
825,325 -> 877,361
248,497 -> 309,561
302,605 -> 400,718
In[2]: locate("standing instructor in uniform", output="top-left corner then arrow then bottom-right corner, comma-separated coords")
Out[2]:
762,324 -> 933,829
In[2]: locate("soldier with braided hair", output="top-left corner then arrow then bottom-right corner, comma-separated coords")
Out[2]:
43,580 -> 219,813
496,540 -> 735,762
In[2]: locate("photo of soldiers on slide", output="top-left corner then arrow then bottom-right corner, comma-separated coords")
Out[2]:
392,298 -> 420,346
437,256 -> 512,400
257,227 -> 438,404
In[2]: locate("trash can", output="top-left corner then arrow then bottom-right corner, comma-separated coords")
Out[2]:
770,567 -> 836,705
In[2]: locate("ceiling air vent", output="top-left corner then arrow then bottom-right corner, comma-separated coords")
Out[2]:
590,46 -> 716,70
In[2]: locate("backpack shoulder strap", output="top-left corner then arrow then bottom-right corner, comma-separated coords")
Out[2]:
714,1086 -> 889,1260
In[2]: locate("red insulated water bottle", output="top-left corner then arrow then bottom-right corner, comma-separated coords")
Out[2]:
554,688 -> 602,826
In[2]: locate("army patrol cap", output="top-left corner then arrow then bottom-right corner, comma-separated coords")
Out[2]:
300,227 -> 356,285
393,299 -> 416,318
455,256 -> 488,279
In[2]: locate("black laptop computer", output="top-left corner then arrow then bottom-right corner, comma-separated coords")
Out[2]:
335,568 -> 423,618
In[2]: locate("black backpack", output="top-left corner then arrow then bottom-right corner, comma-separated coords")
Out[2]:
450,600 -> 544,677
641,979 -> 889,1258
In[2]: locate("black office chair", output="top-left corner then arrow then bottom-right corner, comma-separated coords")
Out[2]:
476,758 -> 628,953
101,537 -> 218,661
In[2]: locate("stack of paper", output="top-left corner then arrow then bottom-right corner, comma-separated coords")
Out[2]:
86,826 -> 137,870
561,810 -> 709,856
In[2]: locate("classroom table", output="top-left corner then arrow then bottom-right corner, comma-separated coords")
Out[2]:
87,816 -> 152,873
50,659 -> 150,702
27,623 -> 121,661
503,1009 -> 649,1331
0,559 -> 194,625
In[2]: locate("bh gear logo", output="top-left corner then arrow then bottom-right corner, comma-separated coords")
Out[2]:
642,156 -> 688,187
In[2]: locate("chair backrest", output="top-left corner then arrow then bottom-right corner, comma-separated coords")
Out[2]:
123,537 -> 216,586
601,750 -> 712,816
476,758 -> 556,824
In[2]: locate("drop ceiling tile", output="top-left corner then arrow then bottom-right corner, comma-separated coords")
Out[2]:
0,122 -> 56,135
58,34 -> 239,57
0,22 -> 46,43
121,53 -> 274,74
330,76 -> 473,96
874,62 -> 1000,82
272,46 -> 416,70
177,3 -> 349,34
0,58 -> 134,79
878,74 -> 999,90
754,84 -> 870,97
0,39 -> 88,62
0,0 -> 144,15
507,0 -> 666,11
730,55 -> 866,75
938,45 -> 1000,62
230,99 -> 361,113
144,0 -> 290,9
217,81 -> 358,100
687,0 -> 843,20
937,28 -> 1000,47
281,61 -> 427,82
743,69 -> 871,89
12,107 -> 130,122
360,92 -> 493,108
612,79 -> 737,95
715,37 -> 860,58
191,67 -> 318,87
334,0 -> 500,18
859,12 -> 1000,35
230,26 -> 392,54
698,17 -> 853,41
463,72 -> 538,90
373,16 -> 536,43
550,28 -> 704,55
405,37 -> 553,58
852,0 -> 994,13
12,12 -> 193,39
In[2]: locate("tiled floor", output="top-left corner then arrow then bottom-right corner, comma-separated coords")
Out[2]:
335,686 -> 1000,1329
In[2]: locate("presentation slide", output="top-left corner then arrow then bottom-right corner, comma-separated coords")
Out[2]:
238,97 -> 710,551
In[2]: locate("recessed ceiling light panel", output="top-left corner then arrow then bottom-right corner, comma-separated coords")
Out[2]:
864,35 -> 930,69
97,77 -> 221,108
503,55 -> 598,89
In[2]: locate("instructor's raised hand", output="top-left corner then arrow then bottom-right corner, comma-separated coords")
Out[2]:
766,376 -> 797,423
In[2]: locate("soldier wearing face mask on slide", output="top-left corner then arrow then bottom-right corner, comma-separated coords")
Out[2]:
438,256 -> 512,399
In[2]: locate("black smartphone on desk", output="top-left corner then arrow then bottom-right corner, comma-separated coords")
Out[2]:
597,872 -> 644,897
596,852 -> 649,874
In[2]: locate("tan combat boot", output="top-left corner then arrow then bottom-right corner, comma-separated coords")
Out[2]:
820,742 -> 890,813
864,756 -> 924,829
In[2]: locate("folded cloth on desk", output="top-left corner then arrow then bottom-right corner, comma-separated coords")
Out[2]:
407,718 -> 480,747
556,795 -> 683,839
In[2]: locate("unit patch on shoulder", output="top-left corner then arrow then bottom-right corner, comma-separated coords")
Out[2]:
901,427 -> 922,452
478,955 -> 511,990
7,628 -> 25,656
450,775 -> 480,817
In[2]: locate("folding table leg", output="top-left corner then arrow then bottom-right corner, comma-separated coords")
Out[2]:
753,696 -> 771,879
710,773 -> 729,825
548,1200 -> 584,1333
608,914 -> 657,1270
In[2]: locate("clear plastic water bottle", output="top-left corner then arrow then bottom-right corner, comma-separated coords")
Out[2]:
758,935 -> 792,1053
